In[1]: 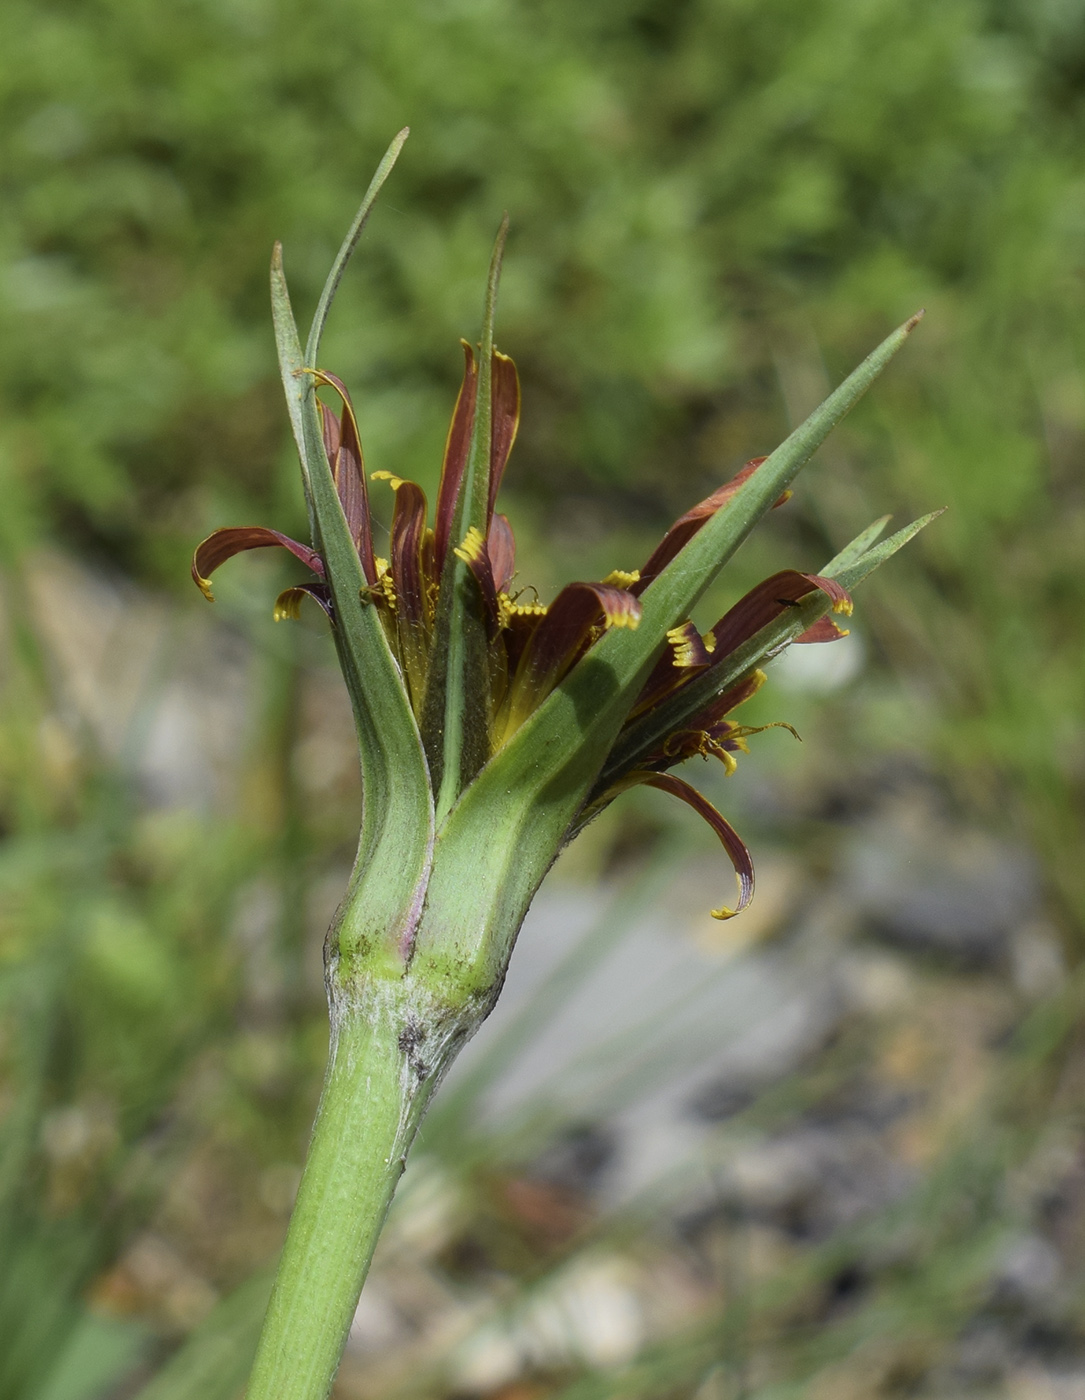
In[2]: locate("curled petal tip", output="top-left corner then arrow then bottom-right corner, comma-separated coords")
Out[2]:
711,905 -> 737,921
194,572 -> 215,602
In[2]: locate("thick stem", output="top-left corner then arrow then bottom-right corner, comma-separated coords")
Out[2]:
245,982 -> 444,1400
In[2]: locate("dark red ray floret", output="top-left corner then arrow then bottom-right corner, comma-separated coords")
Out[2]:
388,480 -> 430,627
434,343 -> 478,572
708,571 -> 850,659
192,527 -> 325,601
632,457 -> 790,597
641,773 -> 754,919
487,513 -> 516,594
307,370 -> 376,584
487,352 -> 521,520
500,582 -> 641,735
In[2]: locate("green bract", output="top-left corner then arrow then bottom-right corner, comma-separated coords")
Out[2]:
192,133 -> 935,1400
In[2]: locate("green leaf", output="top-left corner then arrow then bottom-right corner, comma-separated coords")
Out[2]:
423,219 -> 509,825
271,230 -> 432,975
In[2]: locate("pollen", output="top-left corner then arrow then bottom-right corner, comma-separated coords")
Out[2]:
601,569 -> 641,588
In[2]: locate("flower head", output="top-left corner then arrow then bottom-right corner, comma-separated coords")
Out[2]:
194,335 -> 895,920
193,131 -> 935,974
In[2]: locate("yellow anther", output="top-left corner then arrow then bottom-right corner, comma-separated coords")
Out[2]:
704,631 -> 717,653
601,569 -> 641,588
453,525 -> 488,567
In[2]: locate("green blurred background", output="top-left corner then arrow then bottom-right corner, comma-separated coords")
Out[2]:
2,1 -> 1085,1396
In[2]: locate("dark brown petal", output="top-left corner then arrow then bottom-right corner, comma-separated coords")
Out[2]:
633,457 -> 789,596
708,571 -> 852,660
641,773 -> 754,919
636,669 -> 767,770
795,616 -> 850,644
273,582 -> 334,622
487,513 -> 516,594
192,527 -> 324,601
500,582 -> 641,737
629,621 -> 715,716
390,480 -> 429,626
434,341 -> 478,572
387,480 -> 431,709
306,369 -> 377,584
696,669 -> 767,730
452,526 -> 501,637
487,352 -> 521,520
319,399 -> 341,468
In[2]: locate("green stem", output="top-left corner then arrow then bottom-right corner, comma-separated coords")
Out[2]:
245,979 -> 452,1400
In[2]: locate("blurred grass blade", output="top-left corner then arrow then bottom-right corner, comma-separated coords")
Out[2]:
129,1274 -> 272,1400
32,1315 -> 148,1400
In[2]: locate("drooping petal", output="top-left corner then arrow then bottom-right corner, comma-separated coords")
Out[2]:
641,773 -> 754,919
709,571 -> 852,659
498,582 -> 641,741
795,616 -> 850,643
487,352 -> 521,519
434,341 -> 478,572
487,512 -> 516,594
633,457 -> 790,596
306,369 -> 376,584
273,582 -> 334,622
192,527 -> 324,601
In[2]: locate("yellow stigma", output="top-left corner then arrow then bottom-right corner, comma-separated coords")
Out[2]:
371,470 -> 406,491
498,591 -> 547,627
273,588 -> 304,623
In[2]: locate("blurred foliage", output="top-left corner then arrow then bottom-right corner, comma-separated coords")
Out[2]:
1,0 -> 1083,907
2,0 -> 1085,1397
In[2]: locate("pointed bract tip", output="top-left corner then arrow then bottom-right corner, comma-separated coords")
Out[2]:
492,213 -> 510,261
905,308 -> 926,333
271,240 -> 284,270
